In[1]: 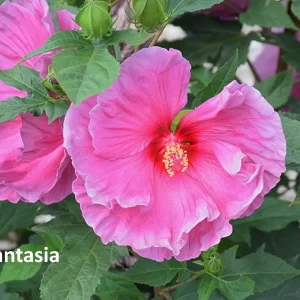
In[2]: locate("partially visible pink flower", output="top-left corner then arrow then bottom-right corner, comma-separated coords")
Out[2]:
0,0 -> 78,204
254,32 -> 300,100
210,0 -> 249,20
64,47 -> 286,261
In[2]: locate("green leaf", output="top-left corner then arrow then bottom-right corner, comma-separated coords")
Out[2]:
221,247 -> 300,293
0,201 -> 38,238
0,65 -> 63,123
192,50 -> 238,108
167,0 -> 224,17
0,97 -> 47,123
39,200 -> 127,300
163,15 -> 258,67
247,256 -> 300,299
199,274 -> 255,300
40,230 -> 126,300
270,32 -> 300,72
230,197 -> 300,245
254,71 -> 293,109
100,29 -> 153,47
173,281 -> 199,300
280,113 -> 300,170
0,245 -> 45,284
96,272 -> 144,300
0,285 -> 23,300
21,31 -> 91,63
6,264 -> 48,300
45,101 -> 70,123
0,65 -> 48,100
125,258 -> 187,286
53,46 -> 120,105
198,276 -> 219,300
250,223 -> 300,260
240,0 -> 298,30
292,0 -> 300,19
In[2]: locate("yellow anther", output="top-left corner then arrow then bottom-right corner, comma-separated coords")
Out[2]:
162,142 -> 188,177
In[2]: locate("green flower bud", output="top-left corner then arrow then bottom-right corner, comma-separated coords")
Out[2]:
203,252 -> 224,275
75,0 -> 113,40
132,0 -> 168,30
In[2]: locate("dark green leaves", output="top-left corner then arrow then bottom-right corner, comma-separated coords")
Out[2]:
292,0 -> 300,19
271,32 -> 300,72
0,201 -> 38,238
21,31 -> 91,62
240,0 -> 298,29
100,29 -> 153,47
53,46 -> 120,105
280,113 -> 300,170
167,0 -> 224,17
125,258 -> 187,286
96,273 -> 145,300
40,230 -> 124,300
165,14 -> 257,67
21,30 -> 152,63
37,201 -> 127,300
0,65 -> 49,101
192,51 -> 238,108
199,247 -> 300,300
255,71 -> 293,109
230,197 -> 300,244
0,65 -> 68,123
0,245 -> 45,284
199,274 -> 255,300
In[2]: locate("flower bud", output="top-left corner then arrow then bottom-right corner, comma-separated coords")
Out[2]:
75,0 -> 113,40
204,253 -> 224,275
132,0 -> 168,30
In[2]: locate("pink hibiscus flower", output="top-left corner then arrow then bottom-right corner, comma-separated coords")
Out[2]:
210,0 -> 249,20
0,0 -> 79,204
64,47 -> 286,261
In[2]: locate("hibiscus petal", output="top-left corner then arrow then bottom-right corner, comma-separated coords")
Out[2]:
177,82 -> 286,217
0,114 -> 72,203
253,44 -> 280,80
74,169 -> 223,261
89,47 -> 191,160
64,97 -> 154,208
135,217 -> 232,262
0,81 -> 27,101
0,0 -> 51,70
13,0 -> 55,34
56,10 -> 80,31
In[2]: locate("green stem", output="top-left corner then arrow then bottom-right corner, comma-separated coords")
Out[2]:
111,0 -> 120,7
149,23 -> 168,47
160,271 -> 206,295
247,58 -> 261,82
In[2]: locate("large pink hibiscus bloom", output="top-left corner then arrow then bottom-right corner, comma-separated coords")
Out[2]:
64,47 -> 286,261
0,0 -> 79,204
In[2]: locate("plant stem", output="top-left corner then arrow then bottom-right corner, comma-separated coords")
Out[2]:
247,58 -> 261,82
135,44 -> 141,53
160,271 -> 205,295
111,0 -> 120,7
149,23 -> 168,47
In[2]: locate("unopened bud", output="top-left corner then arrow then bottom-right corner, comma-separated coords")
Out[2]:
75,0 -> 113,40
132,0 -> 168,30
